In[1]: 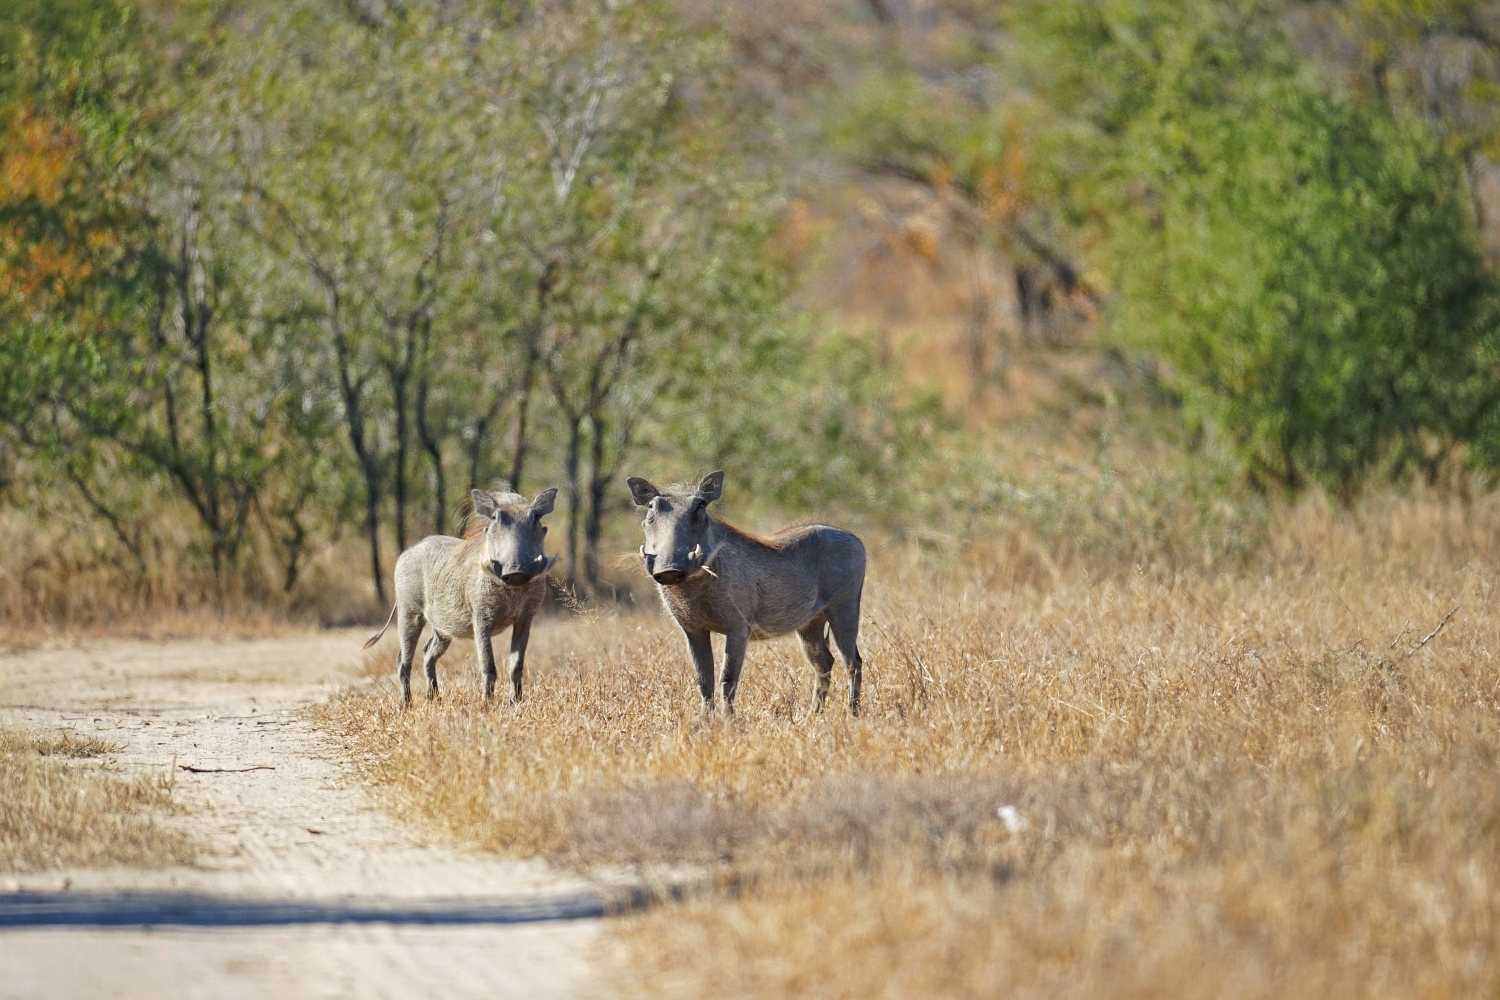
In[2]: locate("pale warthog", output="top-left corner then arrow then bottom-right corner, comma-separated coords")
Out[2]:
627,470 -> 866,715
364,487 -> 558,705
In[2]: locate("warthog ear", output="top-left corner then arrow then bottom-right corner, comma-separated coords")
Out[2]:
530,487 -> 558,517
627,477 -> 661,507
471,489 -> 498,519
696,470 -> 724,504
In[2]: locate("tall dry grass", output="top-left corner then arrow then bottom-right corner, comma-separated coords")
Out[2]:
0,499 -> 380,638
313,488 -> 1500,999
0,728 -> 194,871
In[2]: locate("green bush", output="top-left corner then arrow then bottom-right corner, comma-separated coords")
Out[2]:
1021,0 -> 1500,498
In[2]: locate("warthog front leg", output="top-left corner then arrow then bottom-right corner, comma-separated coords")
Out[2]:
683,629 -> 715,710
474,614 -> 499,701
507,616 -> 533,704
396,610 -> 424,707
721,626 -> 750,715
797,617 -> 835,713
422,633 -> 451,701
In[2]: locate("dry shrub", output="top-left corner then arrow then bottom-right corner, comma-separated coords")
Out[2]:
27,730 -> 123,759
0,727 -> 195,871
0,498 -> 379,638
316,487 -> 1500,998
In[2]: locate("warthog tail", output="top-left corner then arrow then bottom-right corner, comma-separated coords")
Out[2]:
363,604 -> 398,650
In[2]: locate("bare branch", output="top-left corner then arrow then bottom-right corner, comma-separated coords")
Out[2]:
1411,606 -> 1460,652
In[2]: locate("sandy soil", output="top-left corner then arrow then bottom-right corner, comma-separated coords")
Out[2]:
0,632 -> 614,1000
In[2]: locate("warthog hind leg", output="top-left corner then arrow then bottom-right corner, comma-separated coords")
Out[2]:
422,633 -> 451,701
826,598 -> 864,716
721,626 -> 750,715
797,616 -> 835,713
396,610 -> 425,706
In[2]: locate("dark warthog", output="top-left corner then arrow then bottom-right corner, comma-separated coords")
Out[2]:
627,471 -> 866,715
364,488 -> 558,705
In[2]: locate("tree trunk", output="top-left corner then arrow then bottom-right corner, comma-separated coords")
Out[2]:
281,516 -> 307,593
465,399 -> 502,493
583,408 -> 608,595
507,261 -> 558,492
391,363 -> 410,555
416,369 -> 445,535
561,414 -> 583,592
158,216 -> 232,590
509,342 -> 541,493
328,301 -> 386,605
362,477 -> 385,604
181,214 -> 228,583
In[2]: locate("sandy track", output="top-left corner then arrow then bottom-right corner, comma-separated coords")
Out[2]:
0,633 -> 611,1000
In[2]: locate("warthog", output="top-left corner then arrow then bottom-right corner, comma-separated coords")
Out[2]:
627,470 -> 866,715
364,487 -> 558,705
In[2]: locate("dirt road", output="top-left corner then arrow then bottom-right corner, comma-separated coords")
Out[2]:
0,633 -> 612,1000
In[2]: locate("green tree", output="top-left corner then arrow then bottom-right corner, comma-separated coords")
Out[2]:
0,0 -> 907,613
216,1 -> 510,601
1,11 -> 353,597
0,0 -> 135,104
1016,0 -> 1500,496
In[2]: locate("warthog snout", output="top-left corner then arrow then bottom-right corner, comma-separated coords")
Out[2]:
497,554 -> 550,586
644,543 -> 707,586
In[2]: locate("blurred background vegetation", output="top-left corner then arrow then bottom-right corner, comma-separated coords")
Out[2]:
7,0 -> 1500,626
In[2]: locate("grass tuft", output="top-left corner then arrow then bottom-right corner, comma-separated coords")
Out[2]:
0,727 -> 194,872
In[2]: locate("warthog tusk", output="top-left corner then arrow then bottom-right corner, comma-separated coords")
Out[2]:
690,544 -> 703,563
697,543 -> 726,578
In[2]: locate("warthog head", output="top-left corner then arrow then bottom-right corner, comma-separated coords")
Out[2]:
627,471 -> 724,586
470,487 -> 558,586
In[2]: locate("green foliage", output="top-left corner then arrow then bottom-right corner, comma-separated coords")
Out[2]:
823,71 -> 1006,193
0,0 -> 135,103
1015,0 -> 1500,497
1,0 -> 907,606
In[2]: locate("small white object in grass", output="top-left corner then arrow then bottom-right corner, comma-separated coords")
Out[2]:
997,805 -> 1028,833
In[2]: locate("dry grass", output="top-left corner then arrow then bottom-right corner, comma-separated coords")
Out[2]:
312,488 -> 1500,999
0,498 -> 382,639
0,727 -> 195,871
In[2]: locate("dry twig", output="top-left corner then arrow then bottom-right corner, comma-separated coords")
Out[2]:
1388,620 -> 1411,649
1411,606 -> 1460,653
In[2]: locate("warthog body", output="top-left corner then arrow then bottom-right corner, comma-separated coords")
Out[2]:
364,488 -> 558,704
627,471 -> 866,714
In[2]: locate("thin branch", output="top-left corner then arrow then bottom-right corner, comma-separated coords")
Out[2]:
1387,619 -> 1411,649
1411,606 -> 1460,652
63,461 -> 146,577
